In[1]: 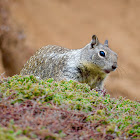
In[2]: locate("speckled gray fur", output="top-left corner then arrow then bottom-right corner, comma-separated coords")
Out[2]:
20,35 -> 118,90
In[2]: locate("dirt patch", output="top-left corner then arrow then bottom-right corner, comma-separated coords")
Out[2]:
0,0 -> 34,76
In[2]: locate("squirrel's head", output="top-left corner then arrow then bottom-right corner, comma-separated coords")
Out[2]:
84,35 -> 118,74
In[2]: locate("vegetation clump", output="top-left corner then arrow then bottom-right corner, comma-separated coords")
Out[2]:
0,75 -> 139,140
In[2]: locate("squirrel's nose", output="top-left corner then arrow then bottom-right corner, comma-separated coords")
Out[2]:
112,64 -> 117,70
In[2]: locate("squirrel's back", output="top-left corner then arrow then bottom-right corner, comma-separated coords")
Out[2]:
20,45 -> 74,80
20,35 -> 118,90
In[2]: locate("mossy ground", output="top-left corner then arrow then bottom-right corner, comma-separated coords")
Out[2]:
0,75 -> 139,140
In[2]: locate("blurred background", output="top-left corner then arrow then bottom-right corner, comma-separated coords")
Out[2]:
0,0 -> 140,100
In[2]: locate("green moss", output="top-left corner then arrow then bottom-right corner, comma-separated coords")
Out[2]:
0,126 -> 29,140
0,75 -> 140,139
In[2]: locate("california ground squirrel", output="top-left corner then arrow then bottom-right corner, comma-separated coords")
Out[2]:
20,35 -> 117,90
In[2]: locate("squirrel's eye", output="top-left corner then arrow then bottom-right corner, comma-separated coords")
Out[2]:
99,51 -> 105,57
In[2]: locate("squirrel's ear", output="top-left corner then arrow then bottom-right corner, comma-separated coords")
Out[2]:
91,35 -> 99,48
104,40 -> 108,47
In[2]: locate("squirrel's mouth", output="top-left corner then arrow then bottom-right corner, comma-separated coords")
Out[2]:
103,69 -> 111,74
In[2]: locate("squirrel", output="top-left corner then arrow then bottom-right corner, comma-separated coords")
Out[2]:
20,35 -> 117,90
